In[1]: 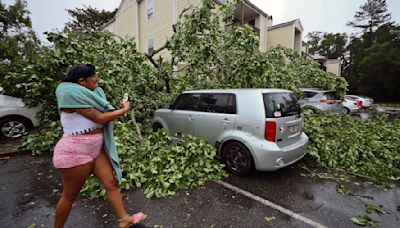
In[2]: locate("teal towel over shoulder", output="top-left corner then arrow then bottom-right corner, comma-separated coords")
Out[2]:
56,82 -> 122,182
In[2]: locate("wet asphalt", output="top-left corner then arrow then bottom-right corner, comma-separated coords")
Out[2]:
1,153 -> 399,228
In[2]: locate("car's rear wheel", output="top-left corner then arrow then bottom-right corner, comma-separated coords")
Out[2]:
341,107 -> 350,114
0,116 -> 32,139
222,141 -> 254,176
152,123 -> 163,132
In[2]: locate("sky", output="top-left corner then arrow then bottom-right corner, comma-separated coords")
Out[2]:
3,0 -> 400,42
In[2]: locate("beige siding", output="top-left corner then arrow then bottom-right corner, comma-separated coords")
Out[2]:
258,15 -> 267,52
139,0 -> 178,58
177,0 -> 202,17
326,59 -> 341,76
267,25 -> 294,50
294,20 -> 303,55
114,0 -> 136,39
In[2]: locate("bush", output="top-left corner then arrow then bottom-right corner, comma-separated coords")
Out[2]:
81,125 -> 227,198
304,111 -> 400,184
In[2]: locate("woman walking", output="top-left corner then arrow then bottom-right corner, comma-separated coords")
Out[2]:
53,64 -> 147,228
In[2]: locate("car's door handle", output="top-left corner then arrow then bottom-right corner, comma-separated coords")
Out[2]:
188,118 -> 194,121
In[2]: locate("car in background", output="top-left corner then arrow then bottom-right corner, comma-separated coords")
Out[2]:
345,95 -> 374,109
299,88 -> 342,114
341,96 -> 362,114
0,88 -> 40,139
152,89 -> 309,176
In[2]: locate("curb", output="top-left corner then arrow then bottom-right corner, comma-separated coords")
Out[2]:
0,149 -> 31,158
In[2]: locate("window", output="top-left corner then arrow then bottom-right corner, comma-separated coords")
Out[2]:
147,0 -> 154,20
199,93 -> 236,114
248,19 -> 256,27
323,92 -> 340,100
147,37 -> 154,54
173,94 -> 200,111
263,93 -> 300,118
303,91 -> 317,98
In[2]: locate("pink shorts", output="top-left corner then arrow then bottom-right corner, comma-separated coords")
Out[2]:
53,133 -> 104,168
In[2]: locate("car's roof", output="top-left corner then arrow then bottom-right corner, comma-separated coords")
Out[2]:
300,88 -> 331,93
347,95 -> 368,98
182,88 -> 293,94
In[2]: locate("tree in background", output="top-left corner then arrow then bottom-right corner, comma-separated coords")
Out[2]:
319,33 -> 347,59
0,0 -> 41,92
305,31 -> 348,74
306,32 -> 347,59
347,0 -> 391,44
64,6 -> 117,32
355,24 -> 400,101
305,31 -> 322,54
345,0 -> 399,101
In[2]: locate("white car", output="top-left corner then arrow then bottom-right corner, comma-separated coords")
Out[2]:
341,96 -> 362,114
0,90 -> 40,139
345,95 -> 374,109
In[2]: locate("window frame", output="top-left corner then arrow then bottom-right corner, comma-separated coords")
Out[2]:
147,36 -> 154,55
198,93 -> 237,114
172,93 -> 201,111
147,0 -> 154,20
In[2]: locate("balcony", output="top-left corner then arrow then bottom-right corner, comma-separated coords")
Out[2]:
225,22 -> 260,36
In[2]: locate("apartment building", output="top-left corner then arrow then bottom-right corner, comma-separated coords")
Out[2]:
104,0 -> 303,57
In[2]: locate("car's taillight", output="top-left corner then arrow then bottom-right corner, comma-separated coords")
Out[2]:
265,121 -> 276,142
359,100 -> 364,109
320,100 -> 336,104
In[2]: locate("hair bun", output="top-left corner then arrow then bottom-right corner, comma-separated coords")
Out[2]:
63,64 -> 96,82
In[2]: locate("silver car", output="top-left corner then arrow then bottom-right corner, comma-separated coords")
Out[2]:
0,92 -> 40,139
345,95 -> 374,109
152,89 -> 309,176
341,95 -> 362,114
299,88 -> 342,114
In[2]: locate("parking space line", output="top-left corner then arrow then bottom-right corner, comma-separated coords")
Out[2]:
216,180 -> 327,228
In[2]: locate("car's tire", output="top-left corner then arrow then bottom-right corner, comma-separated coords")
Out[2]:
221,141 -> 254,176
341,107 -> 350,115
152,123 -> 163,132
0,116 -> 32,140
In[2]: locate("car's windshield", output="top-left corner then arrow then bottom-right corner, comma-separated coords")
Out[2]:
263,92 -> 300,118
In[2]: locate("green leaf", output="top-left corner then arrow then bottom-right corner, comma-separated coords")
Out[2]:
264,216 -> 276,222
351,215 -> 378,227
336,184 -> 347,195
365,204 -> 386,215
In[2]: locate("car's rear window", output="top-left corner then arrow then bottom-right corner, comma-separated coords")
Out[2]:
263,92 -> 301,118
323,92 -> 340,100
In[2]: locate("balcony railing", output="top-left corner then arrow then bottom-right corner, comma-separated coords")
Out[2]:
225,23 -> 260,36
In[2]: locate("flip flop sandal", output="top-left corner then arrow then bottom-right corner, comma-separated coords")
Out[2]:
118,212 -> 148,228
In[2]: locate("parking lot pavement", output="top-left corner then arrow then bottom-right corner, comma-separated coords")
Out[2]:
1,154 -> 399,228
225,164 -> 400,228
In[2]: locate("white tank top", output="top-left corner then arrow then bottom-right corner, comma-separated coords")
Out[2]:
60,111 -> 103,135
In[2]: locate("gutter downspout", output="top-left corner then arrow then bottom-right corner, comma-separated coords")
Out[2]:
135,0 -> 141,51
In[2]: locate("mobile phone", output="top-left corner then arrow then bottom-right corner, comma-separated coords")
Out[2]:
123,92 -> 129,102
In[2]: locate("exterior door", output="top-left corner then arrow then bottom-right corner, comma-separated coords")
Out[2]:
168,93 -> 199,136
194,93 -> 236,145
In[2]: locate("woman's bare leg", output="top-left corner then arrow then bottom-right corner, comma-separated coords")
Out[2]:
54,162 -> 93,228
92,151 -> 127,219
